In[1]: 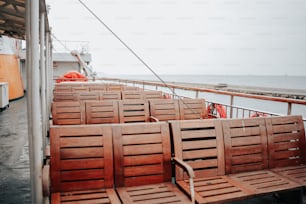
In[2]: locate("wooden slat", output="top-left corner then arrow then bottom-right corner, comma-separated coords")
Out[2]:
123,154 -> 163,166
61,169 -> 105,181
149,99 -> 180,121
60,136 -> 104,147
124,164 -> 163,177
118,100 -> 150,123
61,147 -> 104,159
61,158 -> 104,170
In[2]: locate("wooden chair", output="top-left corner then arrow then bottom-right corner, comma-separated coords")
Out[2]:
222,117 -> 299,195
53,92 -> 78,102
52,102 -> 85,125
77,92 -> 100,101
121,91 -> 144,100
118,100 -> 150,123
170,119 -> 251,203
143,91 -> 163,100
179,99 -> 208,120
266,115 -> 306,185
100,92 -> 122,100
50,125 -> 120,204
149,99 -> 180,122
113,122 -> 192,204
86,101 -> 119,124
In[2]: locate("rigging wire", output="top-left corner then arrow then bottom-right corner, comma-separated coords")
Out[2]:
77,0 -> 180,97
51,33 -> 71,53
77,0 -> 202,117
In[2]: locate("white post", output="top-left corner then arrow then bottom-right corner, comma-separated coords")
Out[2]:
26,0 -> 43,203
40,12 -> 47,153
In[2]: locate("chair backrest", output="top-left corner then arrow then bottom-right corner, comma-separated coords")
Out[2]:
50,124 -> 114,192
222,117 -> 268,174
121,91 -> 144,100
118,100 -> 150,123
113,122 -> 171,187
52,102 -> 85,125
265,115 -> 306,168
179,99 -> 207,120
53,92 -> 77,102
53,85 -> 72,92
71,86 -> 90,92
86,101 -> 119,124
77,92 -> 100,101
149,99 -> 180,121
170,119 -> 225,180
100,92 -> 122,100
89,85 -> 107,92
143,91 -> 163,100
107,85 -> 123,91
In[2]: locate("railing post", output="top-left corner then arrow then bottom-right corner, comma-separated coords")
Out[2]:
195,90 -> 199,99
230,95 -> 234,118
287,102 -> 292,115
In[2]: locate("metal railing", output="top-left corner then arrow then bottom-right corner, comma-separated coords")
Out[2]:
97,77 -> 306,121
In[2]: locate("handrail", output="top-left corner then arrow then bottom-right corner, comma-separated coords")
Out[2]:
96,77 -> 306,120
98,77 -> 306,106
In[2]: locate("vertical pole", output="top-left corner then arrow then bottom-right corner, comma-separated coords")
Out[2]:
287,102 -> 292,115
230,95 -> 234,118
40,12 -> 47,156
25,0 -> 33,201
27,0 -> 43,203
195,90 -> 199,99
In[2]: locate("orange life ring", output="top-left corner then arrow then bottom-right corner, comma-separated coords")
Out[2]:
250,112 -> 268,118
207,103 -> 227,118
164,93 -> 171,99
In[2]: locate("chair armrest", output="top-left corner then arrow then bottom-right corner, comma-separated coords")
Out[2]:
149,116 -> 159,122
42,164 -> 50,197
172,157 -> 195,204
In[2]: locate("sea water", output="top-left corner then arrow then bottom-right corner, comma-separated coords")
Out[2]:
111,74 -> 306,118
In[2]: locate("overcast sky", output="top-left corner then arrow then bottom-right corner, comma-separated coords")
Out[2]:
46,0 -> 306,76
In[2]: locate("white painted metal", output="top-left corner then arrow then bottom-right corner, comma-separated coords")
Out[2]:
40,12 -> 47,156
26,0 -> 43,203
0,82 -> 9,109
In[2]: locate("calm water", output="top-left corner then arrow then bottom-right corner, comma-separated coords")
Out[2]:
111,74 -> 306,118
113,74 -> 306,90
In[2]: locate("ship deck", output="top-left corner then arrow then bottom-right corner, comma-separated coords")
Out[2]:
0,96 -> 31,203
1,95 -> 306,204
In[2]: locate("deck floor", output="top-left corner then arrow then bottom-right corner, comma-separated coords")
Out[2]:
0,96 -> 31,204
0,95 -> 305,204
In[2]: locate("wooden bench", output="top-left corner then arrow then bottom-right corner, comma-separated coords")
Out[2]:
52,102 -> 85,125
170,118 -> 302,203
86,101 -> 119,124
222,117 -> 300,198
149,99 -> 180,122
149,99 -> 207,122
118,100 -> 150,123
113,122 -> 192,203
266,115 -> 306,186
49,125 -> 121,203
179,99 -> 207,120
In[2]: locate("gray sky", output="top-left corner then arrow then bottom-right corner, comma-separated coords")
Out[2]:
47,0 -> 306,76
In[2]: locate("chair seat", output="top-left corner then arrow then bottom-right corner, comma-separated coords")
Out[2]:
271,165 -> 306,185
177,176 -> 251,204
51,188 -> 120,204
116,182 -> 190,204
228,170 -> 301,195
